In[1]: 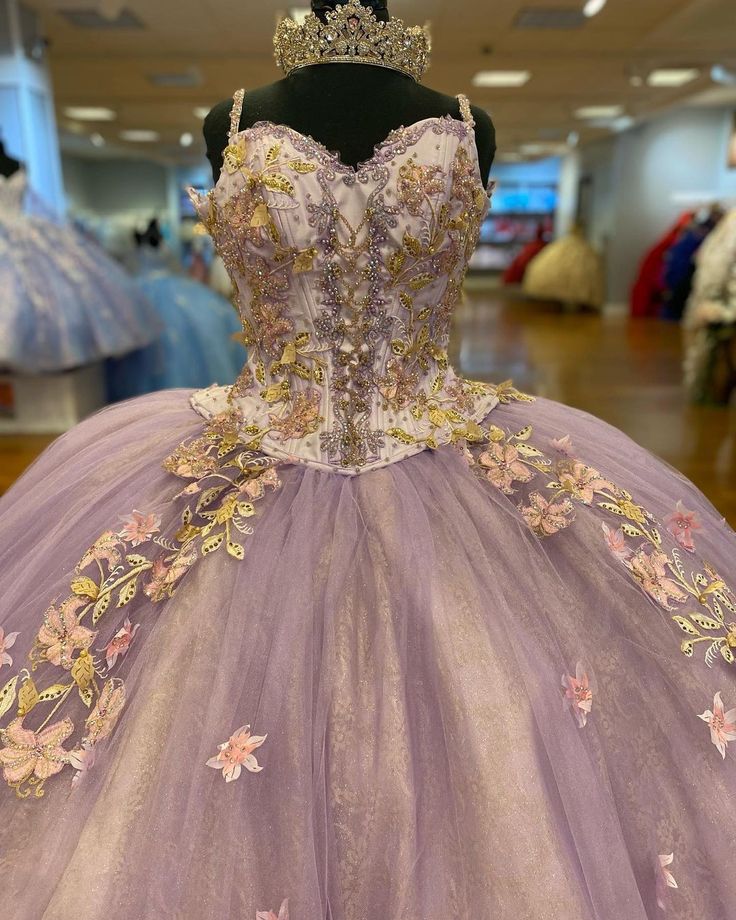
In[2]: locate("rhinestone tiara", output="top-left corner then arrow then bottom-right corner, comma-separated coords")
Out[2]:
274,0 -> 431,83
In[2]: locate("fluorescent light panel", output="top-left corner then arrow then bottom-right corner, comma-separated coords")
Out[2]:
120,129 -> 159,142
583,0 -> 607,17
64,106 -> 116,121
575,105 -> 624,119
647,68 -> 699,87
473,70 -> 531,88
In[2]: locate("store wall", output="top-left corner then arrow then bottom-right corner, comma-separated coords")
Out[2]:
579,106 -> 736,304
62,154 -> 170,216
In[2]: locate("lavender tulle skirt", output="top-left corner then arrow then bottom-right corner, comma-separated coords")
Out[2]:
1,387 -> 735,919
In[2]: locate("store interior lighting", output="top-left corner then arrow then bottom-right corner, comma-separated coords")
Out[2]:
64,107 -> 116,121
647,69 -> 700,87
472,71 -> 531,88
583,0 -> 607,17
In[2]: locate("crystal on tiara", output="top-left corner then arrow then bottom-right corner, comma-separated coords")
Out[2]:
274,0 -> 431,83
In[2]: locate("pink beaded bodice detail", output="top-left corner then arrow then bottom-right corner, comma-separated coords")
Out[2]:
190,92 -> 497,474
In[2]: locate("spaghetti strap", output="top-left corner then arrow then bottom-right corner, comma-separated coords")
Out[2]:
229,88 -> 245,141
457,93 -> 475,128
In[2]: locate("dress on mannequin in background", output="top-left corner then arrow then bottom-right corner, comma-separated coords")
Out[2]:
0,170 -> 159,374
502,223 -> 548,285
523,225 -> 605,310
630,212 -> 693,318
1,5 -> 736,919
106,244 -> 244,400
683,208 -> 736,404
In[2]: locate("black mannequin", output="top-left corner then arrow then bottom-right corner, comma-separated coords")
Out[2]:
0,138 -> 22,178
134,218 -> 163,250
203,0 -> 495,185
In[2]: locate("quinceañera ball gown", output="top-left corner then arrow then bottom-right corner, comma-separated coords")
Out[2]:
0,170 -> 159,374
1,5 -> 736,918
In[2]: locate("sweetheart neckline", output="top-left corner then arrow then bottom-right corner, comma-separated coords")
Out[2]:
218,114 -> 486,188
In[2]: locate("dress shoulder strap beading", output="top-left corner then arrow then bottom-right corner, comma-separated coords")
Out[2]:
229,88 -> 246,141
457,94 -> 475,128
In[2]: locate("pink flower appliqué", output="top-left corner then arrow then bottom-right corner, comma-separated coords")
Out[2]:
562,663 -> 593,727
0,717 -> 74,786
602,523 -> 631,562
656,853 -> 678,911
698,691 -> 736,759
558,462 -> 612,505
478,442 -> 534,494
119,511 -> 161,547
37,598 -> 95,669
101,618 -> 140,670
521,491 -> 575,537
68,740 -> 96,789
257,899 -> 289,920
626,549 -> 687,610
84,680 -> 126,744
0,627 -> 19,669
664,501 -> 702,553
78,530 -> 122,570
550,434 -> 575,457
206,724 -> 267,782
239,467 -> 282,501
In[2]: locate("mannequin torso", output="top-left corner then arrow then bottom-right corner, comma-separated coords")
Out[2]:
0,140 -> 21,179
204,65 -> 495,186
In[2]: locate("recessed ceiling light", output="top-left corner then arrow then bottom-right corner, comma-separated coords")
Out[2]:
180,132 -> 194,148
647,68 -> 700,87
120,129 -> 159,142
567,130 -> 580,147
630,75 -> 644,87
64,106 -> 116,121
194,106 -> 211,120
575,105 -> 624,119
583,0 -> 607,17
289,7 -> 310,25
711,65 -> 736,86
90,133 -> 106,147
472,70 -> 531,88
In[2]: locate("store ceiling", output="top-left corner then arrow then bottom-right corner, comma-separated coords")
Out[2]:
30,0 -> 736,164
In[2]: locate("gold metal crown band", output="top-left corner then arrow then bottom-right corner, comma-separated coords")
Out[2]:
274,0 -> 431,84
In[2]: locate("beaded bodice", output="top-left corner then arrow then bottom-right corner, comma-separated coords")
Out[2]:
189,91 -> 498,474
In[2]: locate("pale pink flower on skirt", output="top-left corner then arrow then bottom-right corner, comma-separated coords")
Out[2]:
37,598 -> 95,669
602,523 -> 631,562
627,549 -> 687,609
84,680 -> 126,744
102,618 -> 140,669
0,717 -> 74,785
478,442 -> 533,494
655,853 -> 678,910
562,663 -> 593,727
77,530 -> 122,570
698,691 -> 736,759
240,467 -> 282,501
206,724 -> 267,782
664,500 -> 702,553
119,510 -> 161,547
0,627 -> 19,668
257,899 -> 289,920
550,434 -> 575,456
558,461 -> 612,505
143,557 -> 170,601
69,740 -> 96,789
521,491 -> 575,537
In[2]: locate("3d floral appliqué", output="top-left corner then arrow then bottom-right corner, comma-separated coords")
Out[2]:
698,691 -> 736,759
206,724 -> 267,782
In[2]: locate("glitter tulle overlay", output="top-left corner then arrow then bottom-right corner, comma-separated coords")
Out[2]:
1,92 -> 736,919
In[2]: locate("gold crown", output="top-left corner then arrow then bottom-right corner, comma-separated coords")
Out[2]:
274,1 -> 431,83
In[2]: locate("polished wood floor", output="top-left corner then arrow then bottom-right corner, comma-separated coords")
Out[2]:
1,282 -> 734,524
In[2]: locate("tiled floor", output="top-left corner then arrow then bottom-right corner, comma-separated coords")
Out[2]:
1,282 -> 734,523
